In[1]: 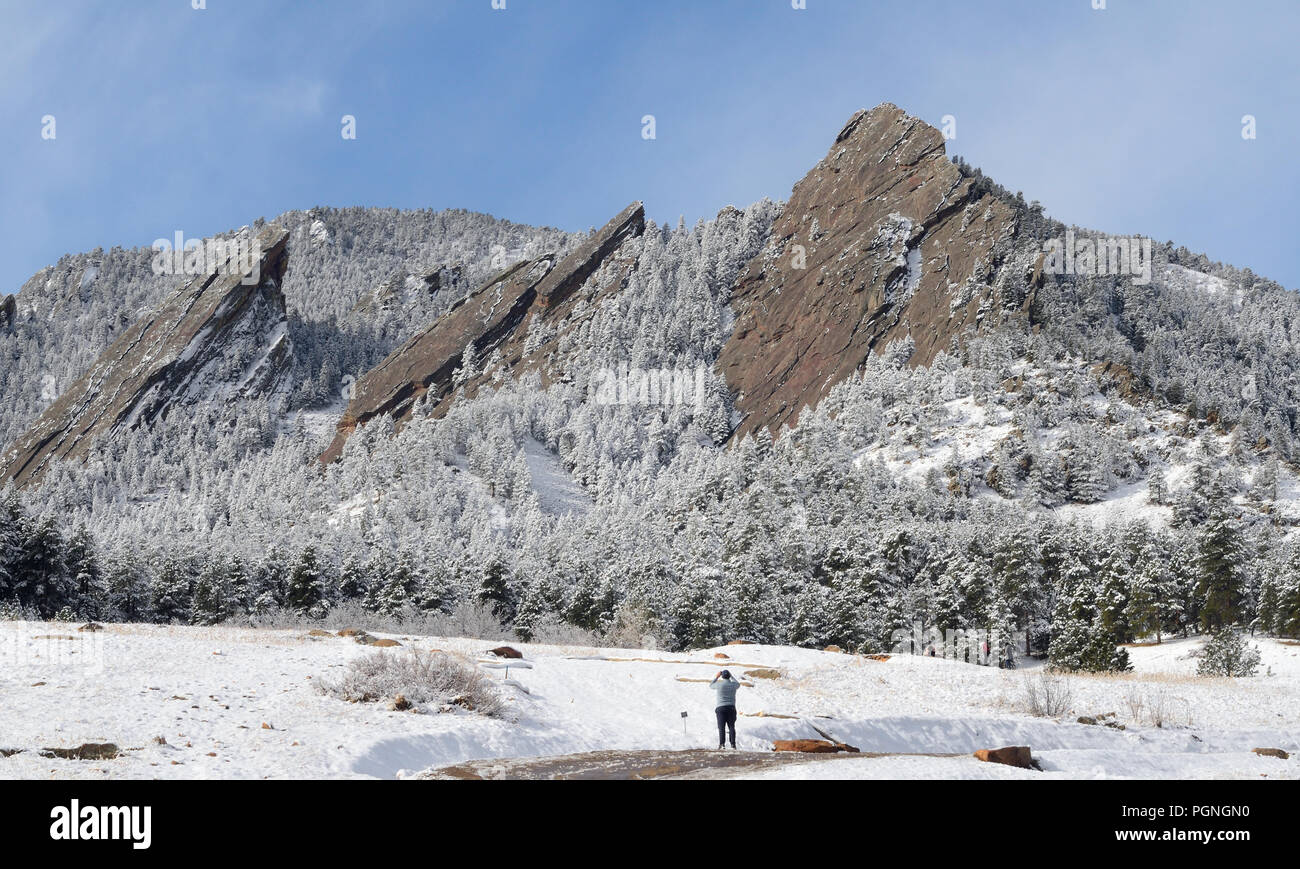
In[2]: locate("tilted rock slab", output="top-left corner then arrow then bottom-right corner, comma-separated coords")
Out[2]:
1,224 -> 292,487
718,103 -> 1022,440
321,202 -> 645,464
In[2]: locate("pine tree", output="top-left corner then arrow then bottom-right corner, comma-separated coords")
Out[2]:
730,571 -> 783,645
104,556 -> 147,622
287,545 -> 328,618
786,583 -> 829,649
1248,459 -> 1278,505
11,514 -> 72,616
1146,467 -> 1168,506
513,582 -> 549,643
375,550 -> 420,618
477,554 -> 517,623
414,562 -> 453,614
1196,627 -> 1261,677
336,553 -> 370,602
190,558 -> 232,626
1194,475 -> 1246,631
992,526 -> 1043,654
1029,452 -> 1065,508
65,526 -> 102,620
1097,539 -> 1133,643
1048,552 -> 1131,673
248,553 -> 288,615
670,566 -> 727,651
0,489 -> 24,600
1126,538 -> 1178,644
150,551 -> 193,624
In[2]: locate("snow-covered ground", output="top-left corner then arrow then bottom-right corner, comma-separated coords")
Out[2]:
520,438 -> 591,516
0,622 -> 1296,780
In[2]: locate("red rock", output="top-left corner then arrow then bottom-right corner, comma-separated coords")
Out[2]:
2,225 -> 291,487
321,204 -> 645,464
773,739 -> 846,754
973,746 -> 1034,769
717,104 -> 1022,441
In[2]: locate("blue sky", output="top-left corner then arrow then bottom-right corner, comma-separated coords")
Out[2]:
2,0 -> 1298,294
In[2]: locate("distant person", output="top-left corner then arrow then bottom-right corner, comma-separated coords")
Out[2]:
710,669 -> 742,749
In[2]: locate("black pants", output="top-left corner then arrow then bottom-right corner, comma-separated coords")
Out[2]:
716,705 -> 737,748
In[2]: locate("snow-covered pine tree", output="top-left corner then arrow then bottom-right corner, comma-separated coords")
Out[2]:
287,545 -> 329,618
1194,475 -> 1246,632
149,551 -> 194,624
1048,551 -> 1131,673
190,558 -> 232,626
1196,627 -> 1261,677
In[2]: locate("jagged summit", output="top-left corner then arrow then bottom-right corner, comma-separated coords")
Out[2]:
1,224 -> 292,487
717,102 -> 1027,440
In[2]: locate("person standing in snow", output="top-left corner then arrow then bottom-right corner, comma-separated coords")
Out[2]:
710,669 -> 742,749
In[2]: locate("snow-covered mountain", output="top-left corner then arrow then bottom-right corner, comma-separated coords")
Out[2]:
2,103 -> 1299,671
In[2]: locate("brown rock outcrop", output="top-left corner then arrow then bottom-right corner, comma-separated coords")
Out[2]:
718,104 -> 1021,440
40,742 -> 120,761
773,739 -> 852,754
321,203 -> 645,463
1,225 -> 292,487
973,746 -> 1035,769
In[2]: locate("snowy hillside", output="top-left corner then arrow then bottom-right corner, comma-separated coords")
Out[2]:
4,107 -> 1300,697
1,621 -> 1296,780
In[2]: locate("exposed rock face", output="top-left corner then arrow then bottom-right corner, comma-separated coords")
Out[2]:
973,746 -> 1035,769
772,739 -> 853,754
0,294 -> 14,332
718,103 -> 1023,440
1,225 -> 292,487
321,203 -> 645,463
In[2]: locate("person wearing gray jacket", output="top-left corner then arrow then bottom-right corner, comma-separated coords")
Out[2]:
710,670 -> 742,749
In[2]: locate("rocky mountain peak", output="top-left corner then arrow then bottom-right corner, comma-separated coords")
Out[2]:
320,203 -> 646,464
717,103 -> 1023,440
1,224 -> 293,487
